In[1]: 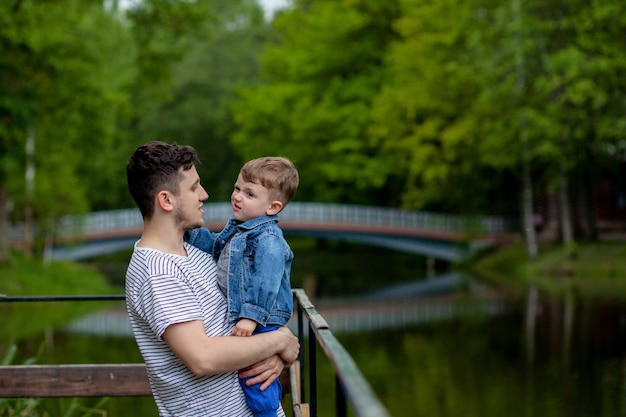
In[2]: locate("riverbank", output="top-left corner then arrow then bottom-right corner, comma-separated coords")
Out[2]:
466,241 -> 626,299
0,252 -> 117,341
4,239 -> 626,341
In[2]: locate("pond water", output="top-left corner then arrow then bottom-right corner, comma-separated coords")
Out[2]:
4,281 -> 626,417
344,288 -> 626,417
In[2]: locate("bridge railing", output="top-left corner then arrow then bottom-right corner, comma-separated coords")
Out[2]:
46,202 -> 512,240
0,290 -> 390,417
282,202 -> 511,234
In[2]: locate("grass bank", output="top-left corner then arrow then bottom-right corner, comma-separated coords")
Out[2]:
1,252 -> 119,342
467,241 -> 626,299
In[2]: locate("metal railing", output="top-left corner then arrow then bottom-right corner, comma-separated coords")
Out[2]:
0,290 -> 391,416
291,289 -> 390,417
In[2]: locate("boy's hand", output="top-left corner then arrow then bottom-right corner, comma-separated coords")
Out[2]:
232,318 -> 257,337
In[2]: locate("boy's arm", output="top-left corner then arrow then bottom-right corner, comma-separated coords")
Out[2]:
184,227 -> 217,253
232,318 -> 258,337
163,320 -> 298,380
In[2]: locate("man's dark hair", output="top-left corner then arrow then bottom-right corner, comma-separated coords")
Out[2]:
126,141 -> 200,219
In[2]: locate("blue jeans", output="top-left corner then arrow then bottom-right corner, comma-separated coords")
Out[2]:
240,324 -> 282,417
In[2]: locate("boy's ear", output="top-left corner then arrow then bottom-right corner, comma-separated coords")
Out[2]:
266,200 -> 283,216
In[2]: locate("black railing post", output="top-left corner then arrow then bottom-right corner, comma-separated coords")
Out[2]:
336,374 -> 347,417
297,299 -> 306,403
309,322 -> 317,417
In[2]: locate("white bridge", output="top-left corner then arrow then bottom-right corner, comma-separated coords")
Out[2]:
15,202 -> 517,261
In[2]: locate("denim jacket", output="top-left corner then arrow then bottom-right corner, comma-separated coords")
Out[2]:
184,215 -> 293,327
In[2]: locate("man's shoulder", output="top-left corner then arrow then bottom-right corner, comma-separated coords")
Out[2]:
128,244 -> 214,278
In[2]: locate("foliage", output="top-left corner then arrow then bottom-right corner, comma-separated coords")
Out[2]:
125,0 -> 213,119
135,0 -> 270,200
231,0 -> 403,203
0,0 -> 135,217
370,0 -> 516,212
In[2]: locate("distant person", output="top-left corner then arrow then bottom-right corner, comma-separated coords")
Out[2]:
185,156 -> 299,417
125,141 -> 299,416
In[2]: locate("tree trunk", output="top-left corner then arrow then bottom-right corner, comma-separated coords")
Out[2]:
22,128 -> 36,257
579,170 -> 598,241
558,166 -> 575,252
512,0 -> 537,260
522,160 -> 538,259
0,186 -> 10,264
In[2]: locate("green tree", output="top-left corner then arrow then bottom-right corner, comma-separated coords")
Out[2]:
370,0 -> 512,214
1,0 -> 227,260
371,0 -> 626,253
125,0 -> 214,119
232,0 -> 402,203
0,0 -> 134,258
137,0 -> 269,200
525,0 -> 626,246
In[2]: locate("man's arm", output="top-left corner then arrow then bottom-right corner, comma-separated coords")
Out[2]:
162,320 -> 299,377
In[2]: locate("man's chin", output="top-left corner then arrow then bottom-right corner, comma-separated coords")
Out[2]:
182,221 -> 205,231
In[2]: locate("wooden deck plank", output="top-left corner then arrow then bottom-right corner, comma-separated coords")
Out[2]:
0,364 -> 152,397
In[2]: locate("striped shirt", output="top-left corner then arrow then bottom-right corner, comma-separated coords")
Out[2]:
125,242 -> 256,417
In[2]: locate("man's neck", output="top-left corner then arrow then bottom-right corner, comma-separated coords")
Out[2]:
138,218 -> 187,256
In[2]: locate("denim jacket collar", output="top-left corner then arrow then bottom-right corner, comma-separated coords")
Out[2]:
233,214 -> 279,232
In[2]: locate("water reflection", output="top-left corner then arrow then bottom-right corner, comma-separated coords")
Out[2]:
525,284 -> 539,364
336,282 -> 626,417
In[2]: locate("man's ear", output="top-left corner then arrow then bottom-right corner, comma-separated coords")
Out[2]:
157,191 -> 175,212
266,200 -> 283,216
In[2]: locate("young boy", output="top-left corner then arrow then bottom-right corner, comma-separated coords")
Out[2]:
184,156 -> 299,417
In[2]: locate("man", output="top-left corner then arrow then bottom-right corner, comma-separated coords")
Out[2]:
125,141 -> 299,416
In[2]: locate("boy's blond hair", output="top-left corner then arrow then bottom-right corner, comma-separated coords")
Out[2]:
240,156 -> 299,206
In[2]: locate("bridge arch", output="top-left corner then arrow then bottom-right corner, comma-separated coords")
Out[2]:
47,202 -> 516,261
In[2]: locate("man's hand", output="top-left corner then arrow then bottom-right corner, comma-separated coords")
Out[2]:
232,318 -> 257,337
239,355 -> 285,391
238,326 -> 299,391
275,326 -> 299,367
